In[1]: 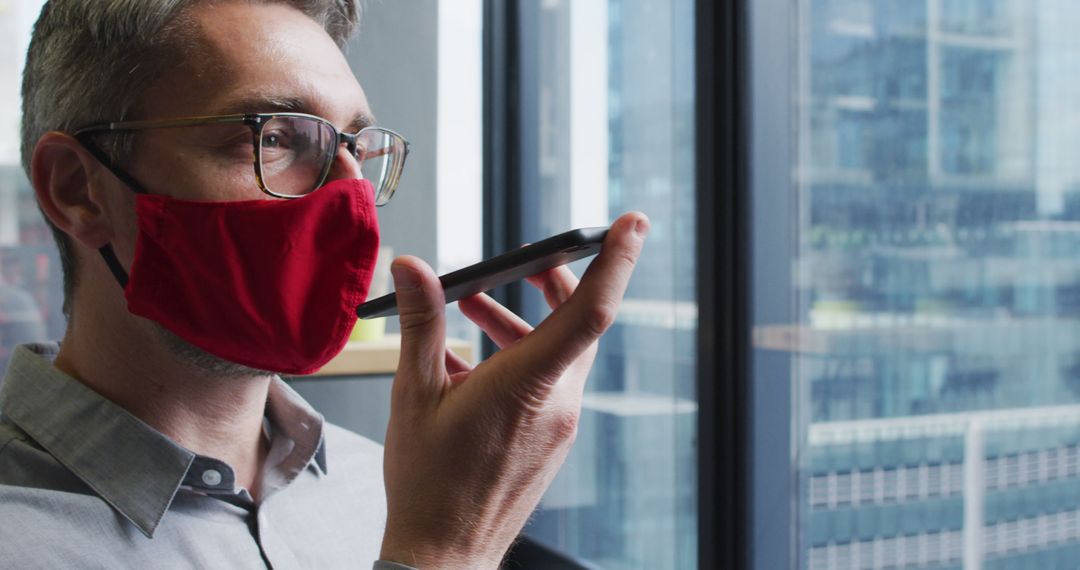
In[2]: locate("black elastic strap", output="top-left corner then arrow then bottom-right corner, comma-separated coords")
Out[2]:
75,137 -> 144,289
74,135 -> 150,195
98,244 -> 130,288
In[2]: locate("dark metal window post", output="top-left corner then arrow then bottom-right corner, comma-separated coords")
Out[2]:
483,0 -> 523,341
697,0 -> 750,568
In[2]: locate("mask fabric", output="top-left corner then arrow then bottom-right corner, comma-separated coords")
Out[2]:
106,178 -> 379,375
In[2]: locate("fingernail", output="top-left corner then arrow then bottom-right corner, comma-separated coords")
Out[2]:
392,264 -> 420,288
634,218 -> 650,238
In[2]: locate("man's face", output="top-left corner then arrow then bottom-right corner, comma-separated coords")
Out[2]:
95,1 -> 373,373
124,1 -> 373,202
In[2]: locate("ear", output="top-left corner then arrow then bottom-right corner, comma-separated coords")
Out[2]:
30,132 -> 115,250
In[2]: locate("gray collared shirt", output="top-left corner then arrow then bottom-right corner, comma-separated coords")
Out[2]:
0,343 -> 413,569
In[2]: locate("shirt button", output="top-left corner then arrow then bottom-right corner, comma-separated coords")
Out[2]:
201,469 -> 223,487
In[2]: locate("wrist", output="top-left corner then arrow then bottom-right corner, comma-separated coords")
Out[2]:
380,533 -> 503,570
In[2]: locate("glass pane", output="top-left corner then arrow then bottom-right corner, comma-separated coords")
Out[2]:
436,0 -> 483,352
755,0 -> 1080,567
516,0 -> 696,568
0,0 -> 59,380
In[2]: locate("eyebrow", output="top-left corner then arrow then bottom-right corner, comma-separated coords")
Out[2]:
213,94 -> 377,132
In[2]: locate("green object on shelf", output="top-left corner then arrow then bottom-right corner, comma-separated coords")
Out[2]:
350,317 -> 387,342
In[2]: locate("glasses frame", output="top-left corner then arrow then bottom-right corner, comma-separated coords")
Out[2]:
73,112 -> 410,203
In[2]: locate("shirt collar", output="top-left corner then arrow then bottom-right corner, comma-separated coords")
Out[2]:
266,371 -> 329,478
0,343 -> 327,538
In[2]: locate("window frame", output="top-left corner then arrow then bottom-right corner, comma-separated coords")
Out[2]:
697,0 -> 750,568
482,0 -> 523,357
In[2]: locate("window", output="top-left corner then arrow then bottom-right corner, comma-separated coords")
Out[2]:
753,0 -> 1080,568
0,0 -> 54,378
499,0 -> 697,567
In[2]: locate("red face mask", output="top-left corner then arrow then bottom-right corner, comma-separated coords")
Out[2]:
99,178 -> 379,375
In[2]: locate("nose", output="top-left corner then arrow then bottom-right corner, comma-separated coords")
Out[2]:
325,141 -> 364,182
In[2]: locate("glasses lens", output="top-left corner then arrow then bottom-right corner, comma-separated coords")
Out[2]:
357,128 -> 407,205
258,116 -> 335,196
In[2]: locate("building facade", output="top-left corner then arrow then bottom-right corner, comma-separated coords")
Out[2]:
789,0 -> 1080,567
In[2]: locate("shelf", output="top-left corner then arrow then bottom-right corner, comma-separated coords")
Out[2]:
297,335 -> 475,377
753,316 -> 1080,356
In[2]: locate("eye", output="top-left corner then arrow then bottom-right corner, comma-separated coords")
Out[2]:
262,130 -> 289,149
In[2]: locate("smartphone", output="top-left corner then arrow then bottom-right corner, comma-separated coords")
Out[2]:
356,227 -> 609,319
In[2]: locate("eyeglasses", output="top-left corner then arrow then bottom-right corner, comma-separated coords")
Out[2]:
73,113 -> 410,204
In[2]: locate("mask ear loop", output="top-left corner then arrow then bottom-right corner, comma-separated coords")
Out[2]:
73,135 -> 149,290
98,244 -> 129,288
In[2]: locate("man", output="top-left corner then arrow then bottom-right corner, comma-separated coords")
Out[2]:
0,1 -> 647,568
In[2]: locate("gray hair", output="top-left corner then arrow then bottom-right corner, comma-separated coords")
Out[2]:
20,0 -> 362,317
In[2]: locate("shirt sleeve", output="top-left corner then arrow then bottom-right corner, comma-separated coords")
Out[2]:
373,560 -> 419,570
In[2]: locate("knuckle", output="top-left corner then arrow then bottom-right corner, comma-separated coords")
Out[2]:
398,306 -> 441,333
526,408 -> 580,457
614,244 -> 640,269
581,299 -> 618,337
509,380 -> 553,417
548,408 -> 580,446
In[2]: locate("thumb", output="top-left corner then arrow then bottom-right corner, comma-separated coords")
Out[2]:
391,255 -> 447,388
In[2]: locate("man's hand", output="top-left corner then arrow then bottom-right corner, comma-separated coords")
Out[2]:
379,212 -> 648,569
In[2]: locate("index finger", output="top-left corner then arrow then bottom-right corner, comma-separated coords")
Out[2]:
498,211 -> 648,388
